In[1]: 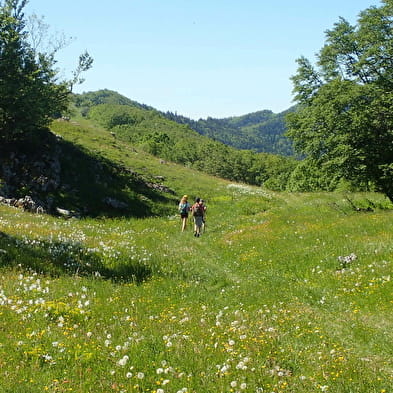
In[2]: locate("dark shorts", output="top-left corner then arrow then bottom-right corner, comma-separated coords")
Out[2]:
194,216 -> 203,227
181,213 -> 188,219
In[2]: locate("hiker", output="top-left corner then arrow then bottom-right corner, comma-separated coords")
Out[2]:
191,197 -> 205,237
178,195 -> 191,232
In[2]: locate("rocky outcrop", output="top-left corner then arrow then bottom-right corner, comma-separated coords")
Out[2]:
0,195 -> 45,213
0,131 -> 175,217
0,140 -> 62,212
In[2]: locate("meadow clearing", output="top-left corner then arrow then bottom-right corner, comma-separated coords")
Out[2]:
0,186 -> 392,393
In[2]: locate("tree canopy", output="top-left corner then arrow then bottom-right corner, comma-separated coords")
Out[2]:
0,0 -> 92,142
286,0 -> 393,200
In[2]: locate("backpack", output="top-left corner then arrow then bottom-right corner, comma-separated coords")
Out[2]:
179,203 -> 188,214
192,203 -> 204,217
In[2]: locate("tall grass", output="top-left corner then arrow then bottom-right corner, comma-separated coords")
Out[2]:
0,187 -> 392,392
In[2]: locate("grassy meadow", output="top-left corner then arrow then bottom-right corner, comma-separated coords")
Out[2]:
1,185 -> 392,393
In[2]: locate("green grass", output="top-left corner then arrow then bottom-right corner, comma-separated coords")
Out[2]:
0,187 -> 392,393
48,118 -> 231,218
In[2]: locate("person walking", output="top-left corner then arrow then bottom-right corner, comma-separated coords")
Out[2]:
191,197 -> 204,237
178,195 -> 191,232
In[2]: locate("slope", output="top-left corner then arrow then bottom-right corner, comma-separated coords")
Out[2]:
71,90 -> 297,190
164,106 -> 297,155
48,114 -> 233,216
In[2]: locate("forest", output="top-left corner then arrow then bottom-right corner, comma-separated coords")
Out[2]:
163,107 -> 295,156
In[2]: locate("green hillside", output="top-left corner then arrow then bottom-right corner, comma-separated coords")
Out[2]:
48,115 -> 229,216
0,88 -> 298,218
70,90 -> 297,192
164,107 -> 296,156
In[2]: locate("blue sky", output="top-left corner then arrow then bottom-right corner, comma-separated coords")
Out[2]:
26,0 -> 379,119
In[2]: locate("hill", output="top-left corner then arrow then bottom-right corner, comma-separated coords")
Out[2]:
164,106 -> 296,156
0,87 -> 234,218
74,89 -> 295,156
70,90 -> 297,192
0,89 -> 230,216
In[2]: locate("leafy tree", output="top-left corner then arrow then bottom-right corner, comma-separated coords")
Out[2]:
88,104 -> 143,129
69,50 -> 94,92
286,159 -> 341,192
0,0 -> 92,142
286,0 -> 393,201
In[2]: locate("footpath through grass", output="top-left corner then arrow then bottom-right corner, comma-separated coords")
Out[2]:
0,187 -> 392,393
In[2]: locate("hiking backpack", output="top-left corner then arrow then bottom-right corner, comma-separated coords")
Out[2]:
192,203 -> 204,217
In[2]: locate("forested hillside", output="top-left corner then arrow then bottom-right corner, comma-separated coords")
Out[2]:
164,107 -> 296,156
73,90 -> 297,191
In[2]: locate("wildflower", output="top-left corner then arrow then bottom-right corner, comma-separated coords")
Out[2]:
230,381 -> 237,388
338,253 -> 357,269
126,372 -> 132,378
42,354 -> 53,362
236,361 -> 247,370
117,355 -> 129,366
137,372 -> 145,379
240,383 -> 247,390
220,364 -> 230,373
57,316 -> 64,327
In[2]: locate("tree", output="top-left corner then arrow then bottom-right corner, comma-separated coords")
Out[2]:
69,50 -> 94,92
286,0 -> 393,201
0,0 -> 92,142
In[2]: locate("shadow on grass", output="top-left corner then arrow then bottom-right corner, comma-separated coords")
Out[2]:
0,128 -> 175,218
0,232 -> 151,284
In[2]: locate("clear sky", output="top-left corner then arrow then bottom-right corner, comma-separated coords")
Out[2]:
25,0 -> 379,120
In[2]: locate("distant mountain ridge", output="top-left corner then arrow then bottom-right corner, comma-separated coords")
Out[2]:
163,107 -> 296,156
75,89 -> 295,156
